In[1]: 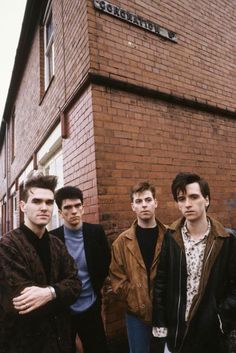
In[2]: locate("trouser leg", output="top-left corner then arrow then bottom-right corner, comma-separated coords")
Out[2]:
125,313 -> 152,353
71,300 -> 109,353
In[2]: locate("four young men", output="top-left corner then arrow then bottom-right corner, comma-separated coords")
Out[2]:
0,171 -> 235,353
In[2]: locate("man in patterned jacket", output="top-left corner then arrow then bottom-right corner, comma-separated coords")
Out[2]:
0,171 -> 81,353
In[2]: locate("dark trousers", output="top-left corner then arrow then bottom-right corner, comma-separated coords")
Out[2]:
71,299 -> 109,353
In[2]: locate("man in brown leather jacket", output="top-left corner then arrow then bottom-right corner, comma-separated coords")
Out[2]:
110,181 -> 166,353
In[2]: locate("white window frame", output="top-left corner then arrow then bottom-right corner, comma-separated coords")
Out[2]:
12,193 -> 18,229
18,160 -> 34,186
37,124 -> 63,230
10,184 -> 18,229
40,149 -> 63,231
44,1 -> 54,89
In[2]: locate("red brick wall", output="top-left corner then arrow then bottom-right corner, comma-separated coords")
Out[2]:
88,0 -> 236,110
92,86 -> 236,234
62,87 -> 100,223
59,0 -> 91,95
0,0 -> 91,193
2,0 -> 236,196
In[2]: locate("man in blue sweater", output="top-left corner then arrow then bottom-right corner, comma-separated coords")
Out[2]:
51,186 -> 111,353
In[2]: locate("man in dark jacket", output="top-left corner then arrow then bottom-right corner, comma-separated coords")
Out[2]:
152,172 -> 236,353
0,172 -> 81,353
51,186 -> 111,353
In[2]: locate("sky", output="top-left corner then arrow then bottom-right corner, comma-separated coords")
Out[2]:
0,0 -> 27,122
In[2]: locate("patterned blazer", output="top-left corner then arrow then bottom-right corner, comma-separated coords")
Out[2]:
0,227 -> 81,353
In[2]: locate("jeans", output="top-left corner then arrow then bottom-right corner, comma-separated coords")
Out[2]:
125,313 -> 152,353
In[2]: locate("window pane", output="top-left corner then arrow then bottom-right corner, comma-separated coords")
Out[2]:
43,4 -> 54,89
46,13 -> 53,45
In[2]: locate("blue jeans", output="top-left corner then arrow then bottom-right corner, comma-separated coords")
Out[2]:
125,313 -> 152,353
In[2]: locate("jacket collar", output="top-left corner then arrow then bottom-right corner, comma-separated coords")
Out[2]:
169,216 -> 229,238
124,218 -> 166,271
124,219 -> 166,239
168,216 -> 229,251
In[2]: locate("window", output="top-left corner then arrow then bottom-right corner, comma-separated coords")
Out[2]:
11,109 -> 15,162
18,160 -> 34,225
43,2 -> 54,89
3,141 -> 6,178
40,149 -> 63,230
19,183 -> 25,224
0,201 -> 2,238
1,199 -> 6,237
37,124 -> 63,230
9,193 -> 18,230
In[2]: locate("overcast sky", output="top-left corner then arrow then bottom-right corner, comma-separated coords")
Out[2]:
0,0 -> 27,122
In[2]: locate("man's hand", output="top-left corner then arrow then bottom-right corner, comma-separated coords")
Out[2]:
12,286 -> 53,315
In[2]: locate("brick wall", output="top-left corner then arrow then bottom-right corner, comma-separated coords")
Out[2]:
0,0 -> 91,195
92,86 -> 236,235
2,0 -> 236,195
88,0 -> 236,110
62,87 -> 100,223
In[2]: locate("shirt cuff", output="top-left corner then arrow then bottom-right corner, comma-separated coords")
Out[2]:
152,327 -> 168,337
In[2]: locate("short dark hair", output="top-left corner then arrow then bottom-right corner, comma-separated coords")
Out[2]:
171,172 -> 210,203
55,186 -> 83,209
21,171 -> 57,201
130,181 -> 156,201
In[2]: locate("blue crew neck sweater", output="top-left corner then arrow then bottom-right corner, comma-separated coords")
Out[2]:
64,224 -> 96,313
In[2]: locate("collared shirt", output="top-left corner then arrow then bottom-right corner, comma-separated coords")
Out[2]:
182,219 -> 211,321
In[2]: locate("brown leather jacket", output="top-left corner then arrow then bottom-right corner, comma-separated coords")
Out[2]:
110,219 -> 166,324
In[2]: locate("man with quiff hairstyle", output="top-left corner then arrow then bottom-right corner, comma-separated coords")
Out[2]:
0,171 -> 81,353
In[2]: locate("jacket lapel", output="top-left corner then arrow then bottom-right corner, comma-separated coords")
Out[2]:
125,223 -> 146,270
82,223 -> 92,272
151,220 -> 166,271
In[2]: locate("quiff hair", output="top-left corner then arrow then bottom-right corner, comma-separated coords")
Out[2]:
21,171 -> 57,201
